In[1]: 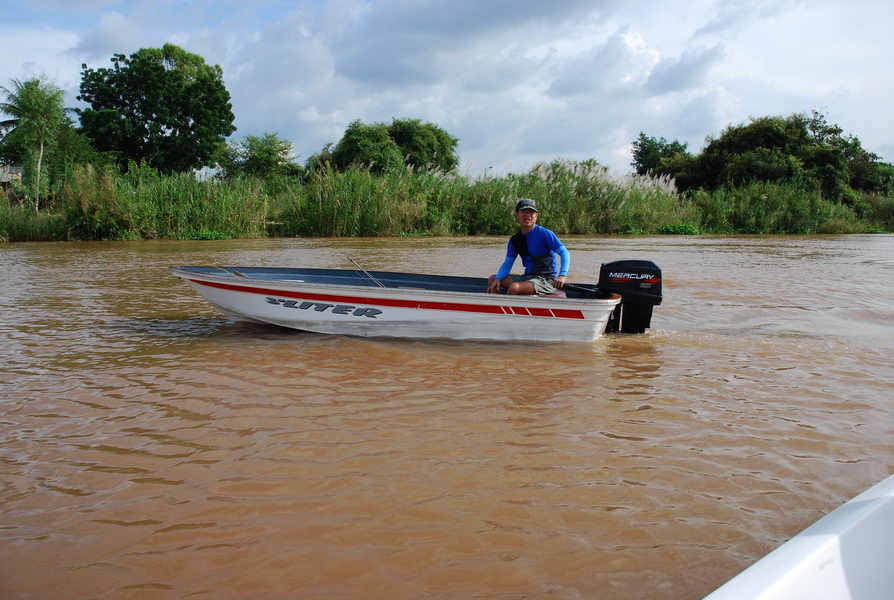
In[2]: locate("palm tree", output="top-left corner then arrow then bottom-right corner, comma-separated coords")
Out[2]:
0,77 -> 67,212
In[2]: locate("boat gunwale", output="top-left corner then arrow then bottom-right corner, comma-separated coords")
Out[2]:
169,266 -> 621,308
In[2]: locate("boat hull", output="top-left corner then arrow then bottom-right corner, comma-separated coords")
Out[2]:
705,473 -> 894,600
171,266 -> 622,342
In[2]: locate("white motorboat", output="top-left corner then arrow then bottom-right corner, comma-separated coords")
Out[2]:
169,260 -> 662,342
705,473 -> 894,600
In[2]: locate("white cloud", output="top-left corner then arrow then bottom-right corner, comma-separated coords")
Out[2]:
547,29 -> 654,98
72,11 -> 142,59
27,0 -> 118,10
645,45 -> 724,94
0,25 -> 83,105
2,0 -> 892,172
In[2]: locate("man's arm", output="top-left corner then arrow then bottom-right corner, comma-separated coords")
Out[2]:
549,232 -> 570,287
555,244 -> 570,277
494,255 -> 516,281
488,245 -> 517,293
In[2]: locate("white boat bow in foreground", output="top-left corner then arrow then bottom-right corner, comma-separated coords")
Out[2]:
706,473 -> 894,600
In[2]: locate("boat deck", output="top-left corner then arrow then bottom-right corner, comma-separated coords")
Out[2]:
177,266 -> 608,299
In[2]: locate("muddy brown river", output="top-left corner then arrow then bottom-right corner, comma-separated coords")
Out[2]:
2,235 -> 893,599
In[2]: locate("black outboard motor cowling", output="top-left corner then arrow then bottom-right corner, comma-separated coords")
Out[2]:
597,260 -> 662,334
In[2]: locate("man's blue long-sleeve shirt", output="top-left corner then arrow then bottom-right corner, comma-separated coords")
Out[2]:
495,225 -> 569,280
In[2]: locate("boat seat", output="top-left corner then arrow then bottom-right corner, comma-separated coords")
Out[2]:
538,290 -> 567,298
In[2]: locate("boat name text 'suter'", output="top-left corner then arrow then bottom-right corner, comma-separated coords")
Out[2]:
266,297 -> 383,318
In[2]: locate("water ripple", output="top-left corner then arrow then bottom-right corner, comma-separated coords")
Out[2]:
2,236 -> 893,599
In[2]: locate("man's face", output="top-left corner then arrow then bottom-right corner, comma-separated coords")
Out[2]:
515,208 -> 538,228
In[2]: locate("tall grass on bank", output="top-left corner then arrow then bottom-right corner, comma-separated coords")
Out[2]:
274,162 -> 893,235
691,181 -> 869,234
275,167 -> 455,236
3,160 -> 893,242
273,160 -> 697,237
506,161 -> 699,234
60,163 -> 269,240
0,197 -> 66,242
859,194 -> 894,232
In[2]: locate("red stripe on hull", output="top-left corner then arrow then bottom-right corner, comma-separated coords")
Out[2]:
550,308 -> 586,319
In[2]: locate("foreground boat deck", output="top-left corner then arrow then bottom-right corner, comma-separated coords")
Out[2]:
184,266 -> 607,299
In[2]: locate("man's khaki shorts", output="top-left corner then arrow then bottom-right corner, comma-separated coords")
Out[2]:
513,273 -> 558,295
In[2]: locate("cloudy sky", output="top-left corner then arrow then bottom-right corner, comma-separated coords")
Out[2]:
2,0 -> 892,174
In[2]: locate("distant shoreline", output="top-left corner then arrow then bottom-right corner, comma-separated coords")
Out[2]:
3,162 -> 892,242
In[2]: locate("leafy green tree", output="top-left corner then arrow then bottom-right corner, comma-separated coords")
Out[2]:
718,147 -> 803,186
1,119 -> 111,187
654,111 -> 889,200
689,116 -> 803,191
798,111 -> 889,197
304,143 -> 335,176
387,118 -> 459,172
657,151 -> 702,191
326,118 -> 460,174
804,110 -> 843,146
0,77 -> 67,211
77,43 -> 236,173
631,132 -> 688,175
825,127 -> 888,194
217,132 -> 302,179
331,120 -> 404,173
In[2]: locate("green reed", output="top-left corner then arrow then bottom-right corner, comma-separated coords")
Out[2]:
2,160 -> 891,242
275,167 -> 469,237
504,160 -> 699,234
273,160 -> 697,237
59,163 -> 268,240
0,196 -> 66,242
691,181 -> 866,234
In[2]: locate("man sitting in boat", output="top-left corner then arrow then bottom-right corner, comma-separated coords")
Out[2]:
486,198 -> 569,295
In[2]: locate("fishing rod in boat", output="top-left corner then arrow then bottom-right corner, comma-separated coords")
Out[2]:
347,256 -> 385,288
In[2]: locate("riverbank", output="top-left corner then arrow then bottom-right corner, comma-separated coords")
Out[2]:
2,160 -> 892,242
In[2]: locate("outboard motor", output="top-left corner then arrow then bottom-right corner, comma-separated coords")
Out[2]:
597,260 -> 663,334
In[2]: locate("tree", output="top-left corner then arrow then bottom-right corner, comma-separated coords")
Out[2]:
331,120 -> 404,173
806,111 -> 888,194
1,119 -> 112,208
217,132 -> 302,179
652,111 -> 890,199
631,132 -> 688,175
327,118 -> 460,174
304,143 -> 335,176
387,118 -> 459,172
0,77 -> 67,211
657,151 -> 702,191
77,43 -> 236,173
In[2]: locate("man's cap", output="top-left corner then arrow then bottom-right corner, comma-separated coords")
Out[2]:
515,198 -> 539,212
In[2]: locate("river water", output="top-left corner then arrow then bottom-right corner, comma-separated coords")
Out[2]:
1,235 -> 892,599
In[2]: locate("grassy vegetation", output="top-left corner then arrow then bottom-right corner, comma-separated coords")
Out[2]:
0,201 -> 68,242
59,163 -> 270,240
691,181 -> 871,234
2,160 -> 892,242
273,161 -> 703,237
